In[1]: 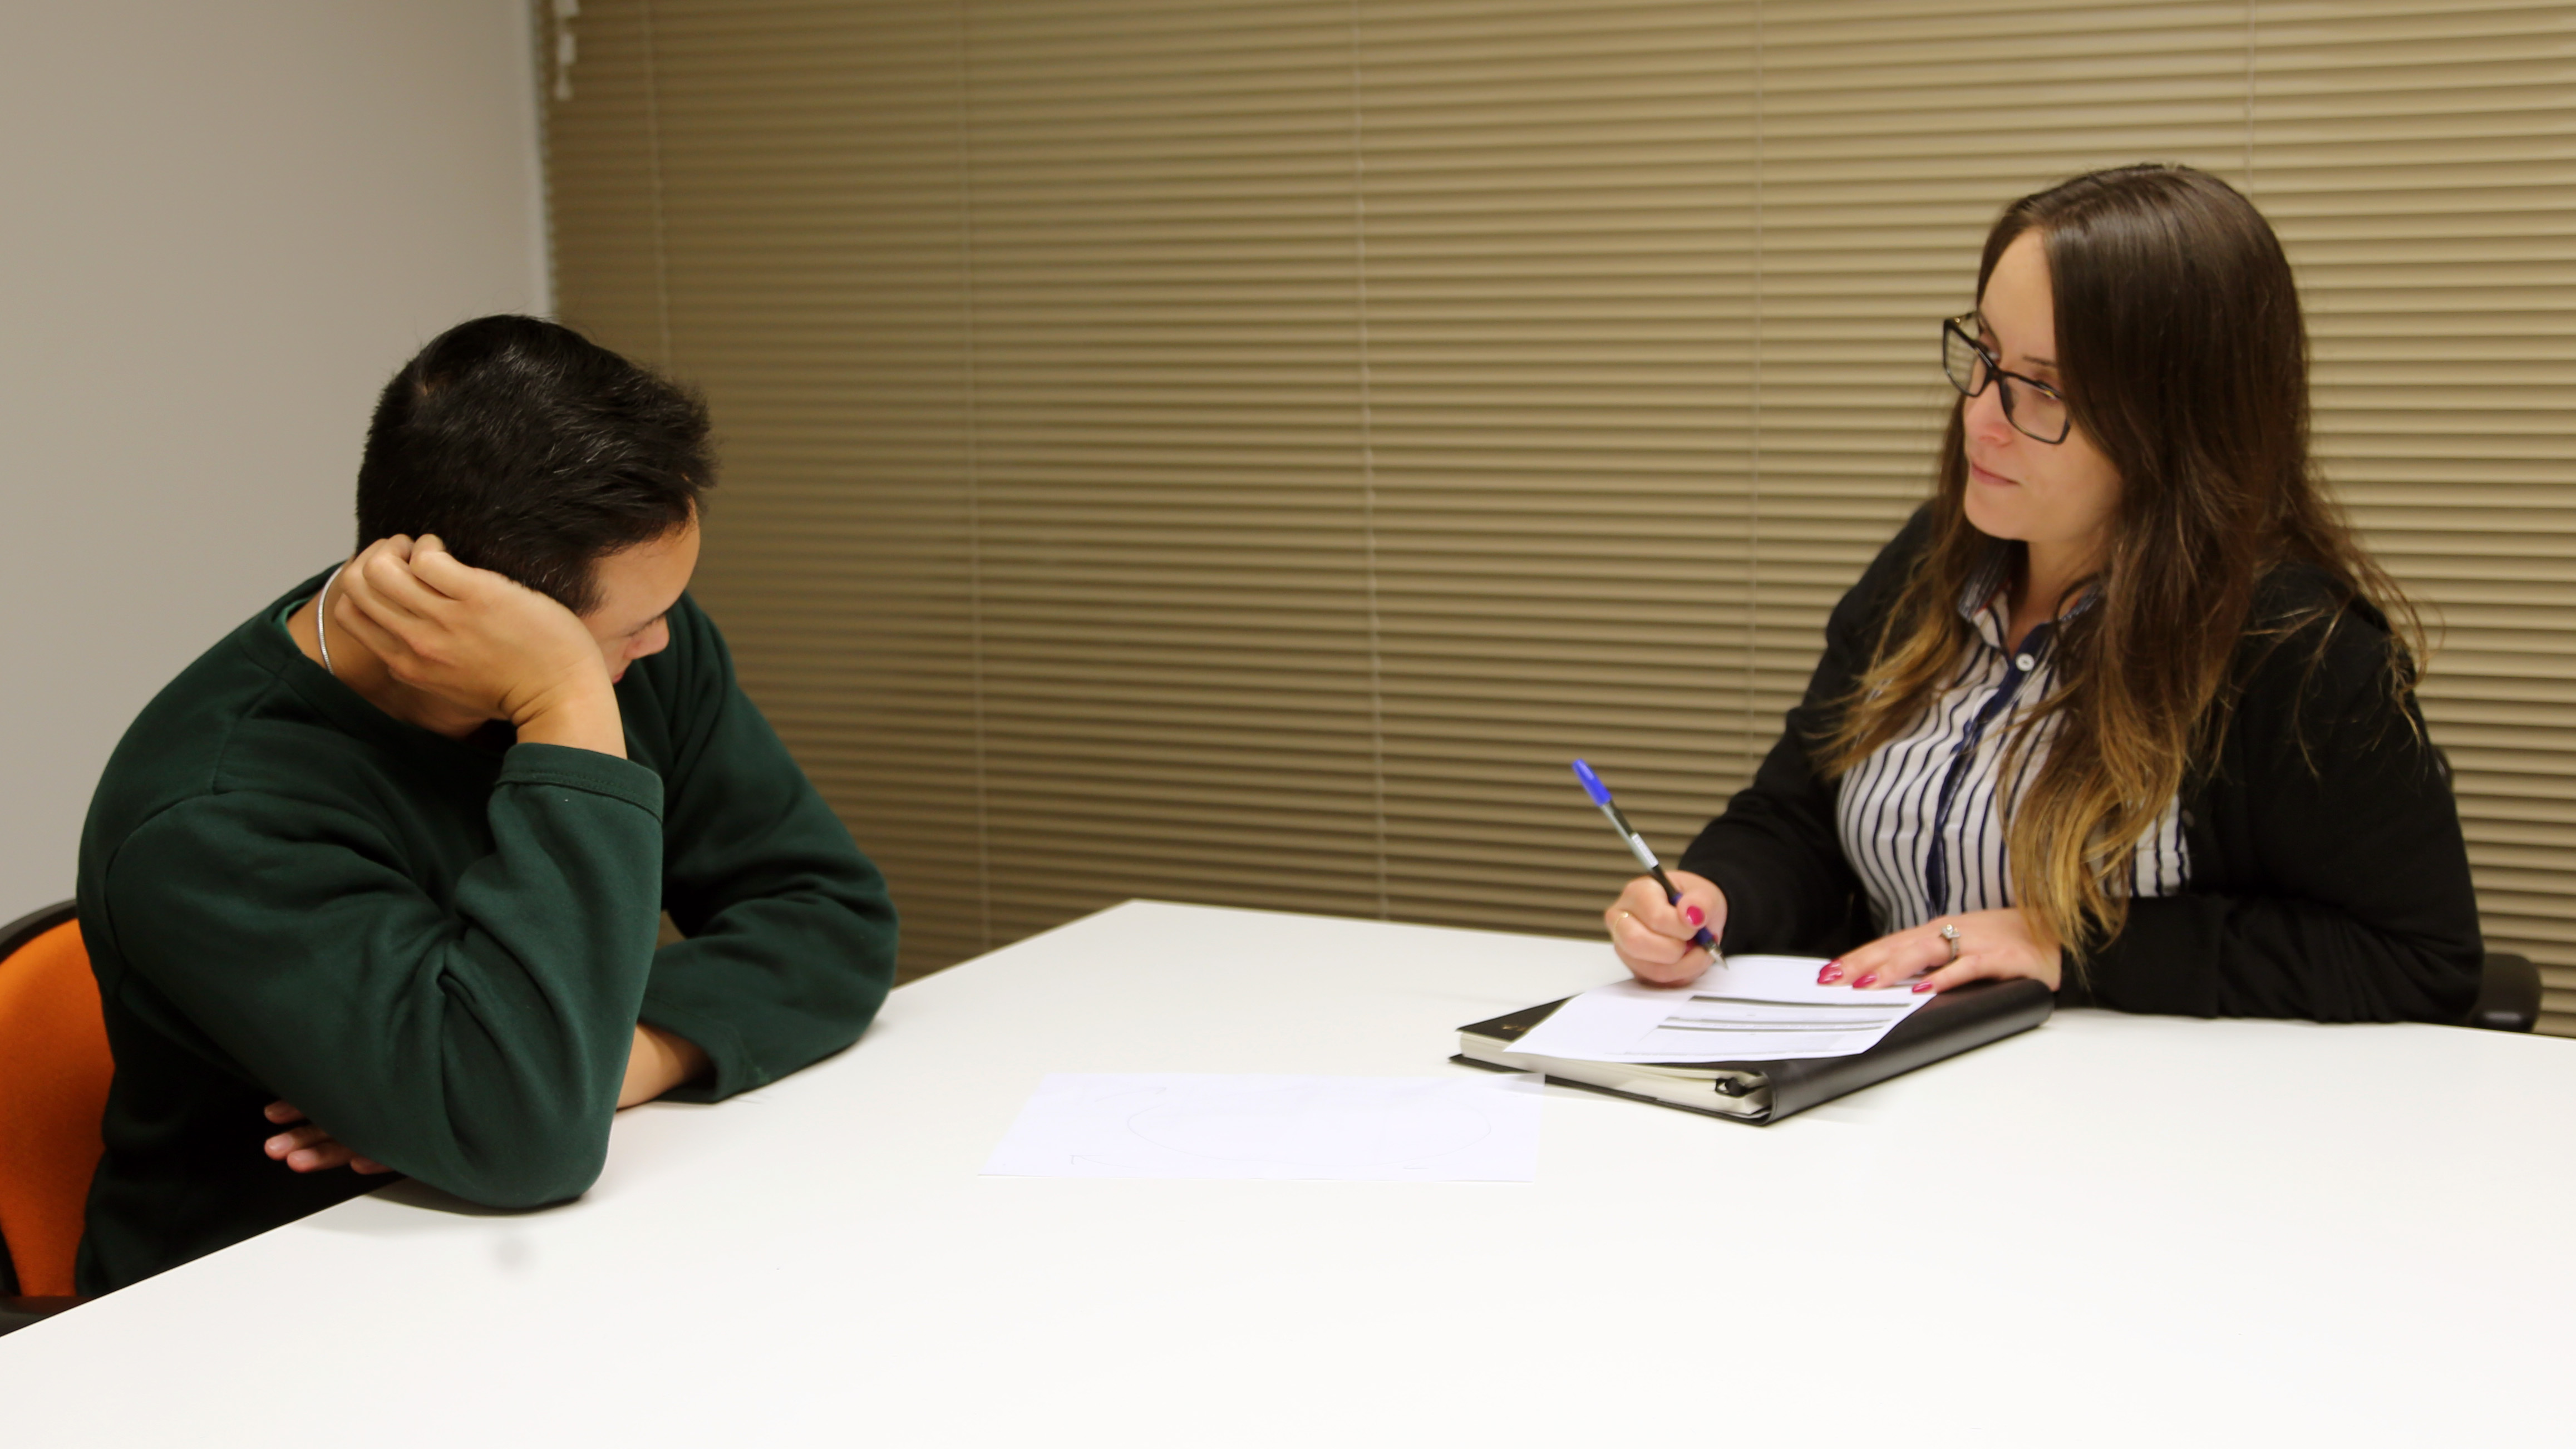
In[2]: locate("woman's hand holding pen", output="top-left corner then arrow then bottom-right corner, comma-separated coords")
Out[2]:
1606,870 -> 1727,987
1821,906 -> 2061,994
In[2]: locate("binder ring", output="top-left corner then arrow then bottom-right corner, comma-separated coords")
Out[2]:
1939,921 -> 1962,964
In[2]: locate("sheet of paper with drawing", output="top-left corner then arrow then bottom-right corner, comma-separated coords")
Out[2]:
983,1073 -> 1542,1182
1504,954 -> 1932,1063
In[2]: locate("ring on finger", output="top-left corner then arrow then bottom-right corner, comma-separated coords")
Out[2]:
1938,921 -> 1961,964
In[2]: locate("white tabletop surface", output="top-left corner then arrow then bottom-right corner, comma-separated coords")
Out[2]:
6,899 -> 2572,1446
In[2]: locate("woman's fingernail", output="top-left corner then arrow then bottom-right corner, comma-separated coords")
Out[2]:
1912,980 -> 1937,993
1854,973 -> 1879,989
1816,964 -> 1844,984
1684,905 -> 1706,926
265,1135 -> 288,1155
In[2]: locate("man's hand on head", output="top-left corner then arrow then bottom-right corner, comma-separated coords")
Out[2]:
262,1101 -> 393,1176
328,535 -> 627,756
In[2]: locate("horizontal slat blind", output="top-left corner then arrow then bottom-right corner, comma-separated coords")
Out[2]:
550,1 -> 991,977
2252,0 -> 2576,1028
543,1 -> 668,366
1359,1 -> 1759,932
960,2 -> 1385,943
547,0 -> 2576,1021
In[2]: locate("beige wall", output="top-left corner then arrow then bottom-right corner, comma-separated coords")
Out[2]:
0,2 -> 548,923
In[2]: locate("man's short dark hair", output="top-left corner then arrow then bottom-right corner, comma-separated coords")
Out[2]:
355,316 -> 712,614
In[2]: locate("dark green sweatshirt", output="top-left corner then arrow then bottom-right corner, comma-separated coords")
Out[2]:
74,570 -> 896,1293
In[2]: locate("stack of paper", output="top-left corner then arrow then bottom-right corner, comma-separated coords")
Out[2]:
1503,954 -> 1930,1063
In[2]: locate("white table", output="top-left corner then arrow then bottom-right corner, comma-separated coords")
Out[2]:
6,900 -> 2572,1445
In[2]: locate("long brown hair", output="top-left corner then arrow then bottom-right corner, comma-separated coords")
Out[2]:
1821,165 -> 2420,960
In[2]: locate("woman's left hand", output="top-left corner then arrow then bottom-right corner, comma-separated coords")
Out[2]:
1824,907 -> 2062,994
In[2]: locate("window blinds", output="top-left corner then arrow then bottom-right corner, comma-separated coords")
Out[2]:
544,0 -> 2575,1030
2256,3 -> 2576,1022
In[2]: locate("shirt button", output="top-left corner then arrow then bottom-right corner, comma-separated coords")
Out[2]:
2014,653 -> 2036,671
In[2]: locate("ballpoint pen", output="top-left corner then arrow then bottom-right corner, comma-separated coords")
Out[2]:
1570,759 -> 1724,967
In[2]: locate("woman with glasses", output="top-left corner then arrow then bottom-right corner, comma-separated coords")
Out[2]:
1604,164 -> 2482,1022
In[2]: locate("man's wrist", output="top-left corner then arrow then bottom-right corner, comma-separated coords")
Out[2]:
620,1024 -> 712,1107
513,678 -> 627,758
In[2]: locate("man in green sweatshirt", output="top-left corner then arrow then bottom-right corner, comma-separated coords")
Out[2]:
74,316 -> 897,1293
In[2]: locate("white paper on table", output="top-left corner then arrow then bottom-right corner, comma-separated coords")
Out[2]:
981,1072 -> 1541,1182
1504,954 -> 1931,1063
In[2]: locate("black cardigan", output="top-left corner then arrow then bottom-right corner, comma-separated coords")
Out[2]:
1678,509 -> 2483,1023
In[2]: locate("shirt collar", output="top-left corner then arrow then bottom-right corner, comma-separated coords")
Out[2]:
1957,546 -> 2014,652
1955,543 -> 2097,655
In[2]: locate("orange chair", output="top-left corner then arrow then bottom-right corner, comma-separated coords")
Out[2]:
0,901 -> 110,1333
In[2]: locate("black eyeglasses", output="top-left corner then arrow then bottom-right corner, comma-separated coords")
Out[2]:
1942,314 -> 2071,445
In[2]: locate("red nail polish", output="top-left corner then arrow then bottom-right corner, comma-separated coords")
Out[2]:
1816,964 -> 1844,984
1912,980 -> 1936,993
1854,973 -> 1878,989
1685,905 -> 1706,926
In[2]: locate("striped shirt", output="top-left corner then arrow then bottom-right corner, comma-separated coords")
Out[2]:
1835,569 -> 2190,934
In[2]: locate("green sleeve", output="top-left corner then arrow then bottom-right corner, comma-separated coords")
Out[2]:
641,606 -> 898,1101
101,744 -> 665,1207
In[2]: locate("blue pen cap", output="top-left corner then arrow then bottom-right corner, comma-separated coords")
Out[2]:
1570,758 -> 1613,805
